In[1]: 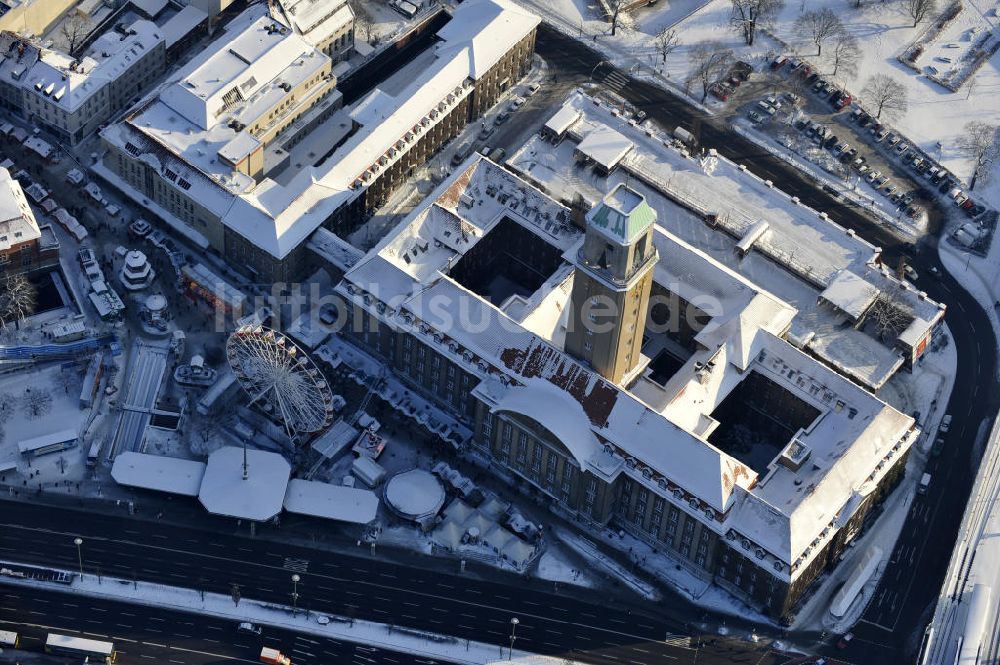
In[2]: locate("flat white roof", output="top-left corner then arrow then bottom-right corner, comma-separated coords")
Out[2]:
198,446 -> 290,521
162,5 -> 208,48
576,124 -> 633,170
283,478 -> 379,524
18,428 -> 77,454
111,452 -> 206,496
821,269 -> 878,320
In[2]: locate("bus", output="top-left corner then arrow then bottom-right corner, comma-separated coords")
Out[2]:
0,630 -> 18,648
45,633 -> 115,663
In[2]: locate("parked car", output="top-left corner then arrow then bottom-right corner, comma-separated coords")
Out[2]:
850,108 -> 864,122
940,414 -> 953,433
874,129 -> 889,142
838,633 -> 854,650
477,125 -> 495,141
835,93 -> 852,109
748,111 -> 764,123
896,142 -> 910,154
874,175 -> 889,188
509,96 -> 526,111
931,436 -> 945,457
866,169 -> 882,183
824,135 -> 839,149
904,265 -> 919,282
526,82 -> 541,96
494,111 -> 511,125
887,134 -> 900,147
771,55 -> 788,69
858,114 -> 872,128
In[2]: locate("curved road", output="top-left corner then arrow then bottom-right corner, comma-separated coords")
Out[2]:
534,24 -> 999,663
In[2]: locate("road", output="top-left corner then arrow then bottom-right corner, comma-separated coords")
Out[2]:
532,24 -> 1000,664
0,499 -> 788,665
0,584 -> 432,665
109,340 -> 169,458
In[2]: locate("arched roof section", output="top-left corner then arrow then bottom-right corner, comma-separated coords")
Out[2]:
493,378 -> 601,468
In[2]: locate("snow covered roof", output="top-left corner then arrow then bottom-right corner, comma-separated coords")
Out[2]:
508,90 -> 944,391
820,269 -> 878,320
198,446 -> 291,521
544,105 -> 580,136
337,143 -> 916,576
159,15 -> 316,129
275,0 -> 353,50
492,378 -> 601,468
282,478 -> 378,524
575,124 -> 633,172
21,20 -> 163,112
162,5 -> 207,48
105,0 -> 539,261
384,469 -> 446,521
111,452 -> 206,496
435,0 -> 540,79
0,167 -> 41,251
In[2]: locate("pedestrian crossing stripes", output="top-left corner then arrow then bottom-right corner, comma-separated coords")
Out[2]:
663,634 -> 691,648
603,71 -> 630,91
283,557 -> 309,573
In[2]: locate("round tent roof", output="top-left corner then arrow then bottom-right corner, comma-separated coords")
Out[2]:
146,293 -> 167,312
198,446 -> 290,522
384,469 -> 445,522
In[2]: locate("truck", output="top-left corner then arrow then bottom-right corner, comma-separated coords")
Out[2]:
260,646 -> 291,665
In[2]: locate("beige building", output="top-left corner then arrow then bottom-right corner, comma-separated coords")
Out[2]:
274,0 -> 354,61
0,0 -> 77,38
0,20 -> 166,144
98,0 -> 538,282
333,155 -> 918,620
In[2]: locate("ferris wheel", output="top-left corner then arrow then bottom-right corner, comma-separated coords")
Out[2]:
226,325 -> 335,440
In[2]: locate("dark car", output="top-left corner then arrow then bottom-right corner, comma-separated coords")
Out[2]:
824,135 -> 839,149
858,115 -> 872,128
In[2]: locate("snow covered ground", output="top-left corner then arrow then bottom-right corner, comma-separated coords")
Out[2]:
0,563 -> 580,665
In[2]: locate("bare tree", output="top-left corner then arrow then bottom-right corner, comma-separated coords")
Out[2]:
22,387 -> 53,420
956,121 -> 998,191
830,32 -> 861,78
730,0 -> 784,46
60,13 -> 92,54
687,42 -> 734,103
861,74 -> 909,120
795,8 -> 844,56
654,27 -> 680,63
0,273 -> 37,330
905,0 -> 937,27
0,392 -> 15,423
866,290 -> 914,341
348,0 -> 375,45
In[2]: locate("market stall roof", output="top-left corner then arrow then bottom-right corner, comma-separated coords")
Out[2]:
283,479 -> 378,524
111,452 -> 206,496
198,446 -> 290,521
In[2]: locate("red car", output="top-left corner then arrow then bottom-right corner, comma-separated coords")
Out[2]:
837,632 -> 854,649
836,94 -> 852,109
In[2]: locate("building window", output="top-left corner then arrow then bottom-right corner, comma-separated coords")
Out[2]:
482,411 -> 494,439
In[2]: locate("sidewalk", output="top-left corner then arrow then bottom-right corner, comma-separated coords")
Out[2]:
0,563 -> 576,665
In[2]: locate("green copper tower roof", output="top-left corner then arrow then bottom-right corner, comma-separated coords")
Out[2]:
585,183 -> 657,245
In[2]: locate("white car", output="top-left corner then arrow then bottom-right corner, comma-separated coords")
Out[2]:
509,96 -> 526,111
526,82 -> 541,96
316,615 -> 331,626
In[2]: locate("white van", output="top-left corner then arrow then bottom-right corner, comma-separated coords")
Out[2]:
918,473 -> 931,495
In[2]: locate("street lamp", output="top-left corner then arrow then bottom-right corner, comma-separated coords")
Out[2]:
291,574 -> 300,615
73,537 -> 84,580
590,61 -> 608,81
508,617 -> 519,660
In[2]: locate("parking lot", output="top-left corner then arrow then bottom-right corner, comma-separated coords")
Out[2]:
720,57 -> 990,237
